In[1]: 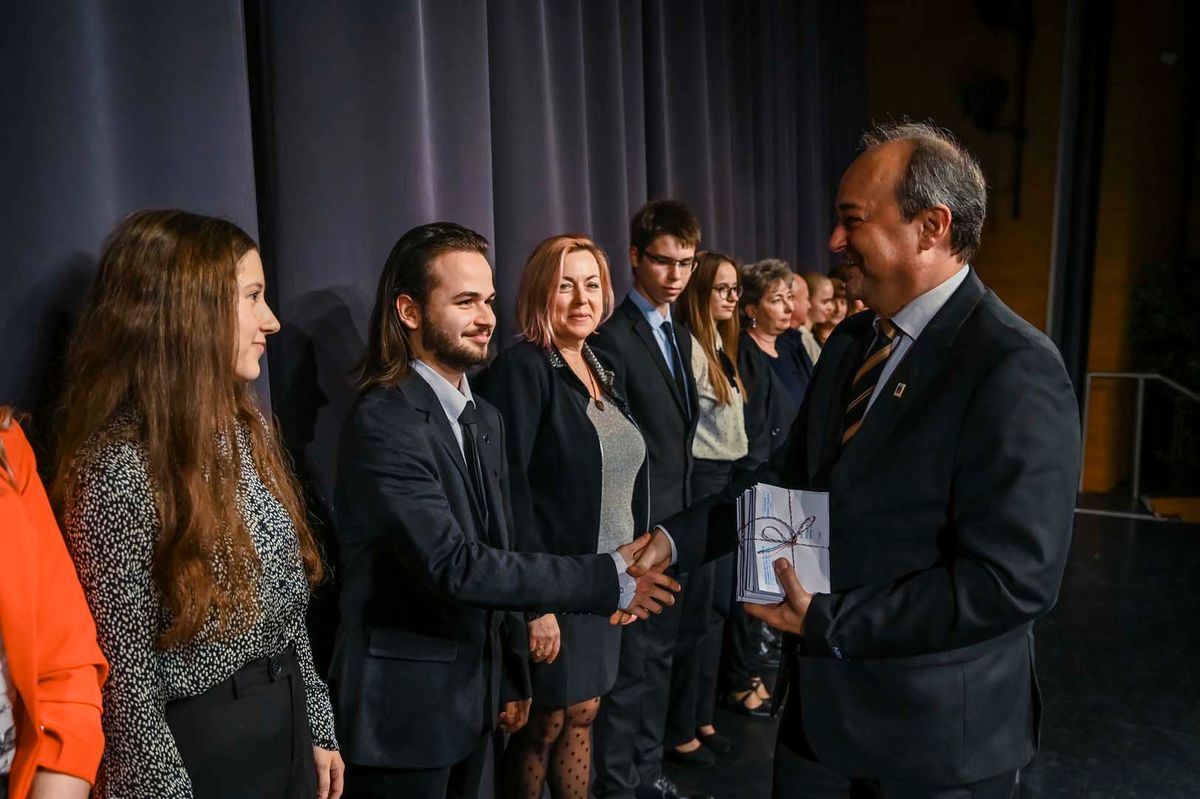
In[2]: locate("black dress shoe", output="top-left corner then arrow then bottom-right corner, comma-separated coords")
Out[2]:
666,743 -> 717,767
636,775 -> 716,799
718,688 -> 772,718
698,730 -> 733,754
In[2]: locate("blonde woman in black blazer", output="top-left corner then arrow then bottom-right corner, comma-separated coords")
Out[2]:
478,234 -> 649,799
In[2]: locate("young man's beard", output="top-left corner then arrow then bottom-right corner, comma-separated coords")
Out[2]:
421,323 -> 491,372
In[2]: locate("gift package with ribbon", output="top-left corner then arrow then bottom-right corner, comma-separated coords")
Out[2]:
737,483 -> 832,603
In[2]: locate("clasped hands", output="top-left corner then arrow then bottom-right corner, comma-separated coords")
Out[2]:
607,530 -> 814,635
608,530 -> 679,626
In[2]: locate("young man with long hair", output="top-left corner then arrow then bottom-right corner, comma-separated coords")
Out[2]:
331,222 -> 677,799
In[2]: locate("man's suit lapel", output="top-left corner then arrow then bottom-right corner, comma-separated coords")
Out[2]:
831,270 -> 987,486
623,297 -> 690,418
398,375 -> 491,541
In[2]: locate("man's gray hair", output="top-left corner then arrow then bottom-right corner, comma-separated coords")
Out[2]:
860,121 -> 987,264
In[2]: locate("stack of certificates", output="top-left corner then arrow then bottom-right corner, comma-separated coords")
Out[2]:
736,483 -> 832,604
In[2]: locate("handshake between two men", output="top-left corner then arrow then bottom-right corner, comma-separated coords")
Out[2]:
614,528 -> 813,636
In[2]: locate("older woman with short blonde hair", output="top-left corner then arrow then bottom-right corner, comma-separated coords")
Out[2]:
478,234 -> 648,799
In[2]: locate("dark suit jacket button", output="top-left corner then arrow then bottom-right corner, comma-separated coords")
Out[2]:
269,657 -> 283,678
771,427 -> 781,437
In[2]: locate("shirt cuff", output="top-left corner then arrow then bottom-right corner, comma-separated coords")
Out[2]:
654,525 -> 679,565
608,551 -> 637,610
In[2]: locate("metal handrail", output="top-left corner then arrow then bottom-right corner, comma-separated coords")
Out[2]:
1079,372 -> 1200,497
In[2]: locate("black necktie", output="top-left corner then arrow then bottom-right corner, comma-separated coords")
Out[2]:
841,318 -> 898,444
457,401 -> 490,531
661,320 -> 691,418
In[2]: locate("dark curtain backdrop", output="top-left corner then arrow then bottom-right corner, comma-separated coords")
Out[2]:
2,1 -> 262,440
3,0 -> 864,501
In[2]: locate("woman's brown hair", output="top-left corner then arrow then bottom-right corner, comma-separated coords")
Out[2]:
54,209 -> 324,649
676,251 -> 744,406
516,234 -> 615,349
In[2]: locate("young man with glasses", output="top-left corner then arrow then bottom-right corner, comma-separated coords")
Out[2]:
591,200 -> 710,799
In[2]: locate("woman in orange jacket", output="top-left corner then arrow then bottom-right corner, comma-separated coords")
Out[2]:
0,409 -> 107,799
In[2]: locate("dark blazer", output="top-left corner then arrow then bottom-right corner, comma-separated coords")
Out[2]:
475,341 -> 650,559
668,270 -> 1081,784
737,331 -> 801,471
778,327 -> 815,381
590,294 -> 699,524
331,373 -> 621,769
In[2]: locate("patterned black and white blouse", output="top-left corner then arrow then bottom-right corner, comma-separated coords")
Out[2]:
61,416 -> 337,798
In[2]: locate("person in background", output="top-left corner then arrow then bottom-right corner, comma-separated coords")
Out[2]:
0,408 -> 107,799
477,234 -> 650,799
591,199 -> 708,799
812,321 -> 836,347
788,271 -> 811,335
714,259 -> 808,719
829,277 -> 848,326
662,251 -> 747,767
742,261 -> 808,410
783,271 -> 820,373
54,209 -> 344,799
803,272 -> 835,335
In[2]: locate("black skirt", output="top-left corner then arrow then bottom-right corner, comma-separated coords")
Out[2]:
530,611 -> 621,708
165,646 -> 318,799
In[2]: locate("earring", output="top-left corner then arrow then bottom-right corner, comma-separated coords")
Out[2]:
749,318 -> 757,329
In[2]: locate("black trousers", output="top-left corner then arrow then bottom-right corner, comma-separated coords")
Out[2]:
772,740 -> 1019,799
343,733 -> 489,799
665,559 -> 717,746
165,646 -> 317,799
720,542 -> 769,692
664,458 -> 733,746
593,582 -> 686,799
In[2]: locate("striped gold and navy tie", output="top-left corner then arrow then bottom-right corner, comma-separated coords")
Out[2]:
841,318 -> 898,444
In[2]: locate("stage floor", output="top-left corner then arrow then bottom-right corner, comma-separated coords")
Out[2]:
665,512 -> 1200,798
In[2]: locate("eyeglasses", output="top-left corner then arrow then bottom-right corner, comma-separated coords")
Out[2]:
640,249 -> 697,272
713,283 -> 741,300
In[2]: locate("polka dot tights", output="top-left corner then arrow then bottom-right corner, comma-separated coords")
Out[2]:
502,697 -> 601,799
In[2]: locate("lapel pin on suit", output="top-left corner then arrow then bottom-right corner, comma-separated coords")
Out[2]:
894,383 -> 907,398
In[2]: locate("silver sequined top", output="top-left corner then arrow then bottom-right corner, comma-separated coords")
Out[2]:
586,399 -> 647,554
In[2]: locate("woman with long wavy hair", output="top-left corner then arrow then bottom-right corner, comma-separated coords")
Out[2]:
0,406 -> 107,799
662,251 -> 749,764
54,210 -> 343,799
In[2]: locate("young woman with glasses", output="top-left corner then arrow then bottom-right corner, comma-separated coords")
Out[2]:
663,251 -> 749,763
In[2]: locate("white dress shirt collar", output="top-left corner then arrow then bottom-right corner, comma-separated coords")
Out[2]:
883,263 -> 970,341
411,360 -> 475,454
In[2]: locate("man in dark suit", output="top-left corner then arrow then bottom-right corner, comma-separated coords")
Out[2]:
590,200 -> 708,799
632,123 -> 1081,797
333,223 -> 679,799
